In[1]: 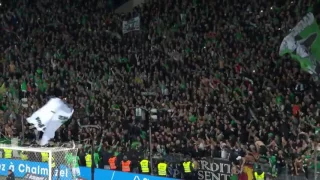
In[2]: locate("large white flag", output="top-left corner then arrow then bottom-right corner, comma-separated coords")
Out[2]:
27,98 -> 74,145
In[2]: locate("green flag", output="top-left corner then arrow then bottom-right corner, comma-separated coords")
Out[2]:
1,104 -> 7,111
234,87 -> 244,97
189,115 -> 197,122
276,96 -> 283,104
140,131 -> 146,139
119,57 -> 128,63
39,81 -> 47,92
94,153 -> 99,165
36,68 -> 42,74
162,63 -> 169,70
279,13 -> 320,74
131,141 -> 141,149
126,64 -> 131,72
81,15 -> 88,25
180,82 -> 186,89
54,53 -> 65,60
112,104 -> 120,109
21,81 -> 27,92
235,32 -> 243,40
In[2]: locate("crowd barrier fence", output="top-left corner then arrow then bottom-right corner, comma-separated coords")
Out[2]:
0,158 -> 175,180
152,153 -> 318,180
0,156 -> 318,180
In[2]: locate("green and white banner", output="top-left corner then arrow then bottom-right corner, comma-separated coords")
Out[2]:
122,16 -> 140,34
279,13 -> 320,75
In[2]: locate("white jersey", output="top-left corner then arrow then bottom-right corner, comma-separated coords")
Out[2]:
72,167 -> 80,177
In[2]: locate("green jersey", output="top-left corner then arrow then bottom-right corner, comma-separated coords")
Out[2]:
71,156 -> 80,167
304,155 -> 311,166
269,156 -> 276,165
65,153 -> 72,164
230,174 -> 238,180
94,153 -> 99,165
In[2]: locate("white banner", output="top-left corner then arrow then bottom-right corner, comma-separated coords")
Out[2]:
27,98 -> 74,145
122,17 -> 140,34
26,98 -> 61,131
170,158 -> 231,180
198,159 -> 231,180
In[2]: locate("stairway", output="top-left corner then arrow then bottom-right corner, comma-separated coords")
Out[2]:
115,0 -> 146,13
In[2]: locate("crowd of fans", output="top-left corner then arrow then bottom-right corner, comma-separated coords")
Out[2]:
1,0 -> 320,179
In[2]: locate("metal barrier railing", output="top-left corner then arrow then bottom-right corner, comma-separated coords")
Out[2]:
1,137 -> 319,180
150,153 -> 319,180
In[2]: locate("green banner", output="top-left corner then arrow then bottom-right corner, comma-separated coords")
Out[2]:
0,138 -> 11,144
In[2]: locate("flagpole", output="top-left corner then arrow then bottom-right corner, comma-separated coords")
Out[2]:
91,133 -> 95,180
77,120 -> 100,180
21,114 -> 25,144
315,143 -> 318,180
149,119 -> 153,175
131,106 -> 158,174
141,108 -> 153,175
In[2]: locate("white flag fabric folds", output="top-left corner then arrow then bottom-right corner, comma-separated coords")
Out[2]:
279,13 -> 320,75
27,98 -> 74,145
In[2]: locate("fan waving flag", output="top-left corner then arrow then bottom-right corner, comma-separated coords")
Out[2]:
279,13 -> 320,75
27,98 -> 74,145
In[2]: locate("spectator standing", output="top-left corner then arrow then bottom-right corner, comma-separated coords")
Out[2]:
139,156 -> 151,174
120,155 -> 132,172
253,165 -> 266,180
6,169 -> 15,180
108,153 -> 117,170
182,156 -> 193,180
100,146 -> 113,169
85,149 -> 92,168
231,166 -> 239,180
191,157 -> 199,180
94,149 -> 100,168
157,159 -> 168,177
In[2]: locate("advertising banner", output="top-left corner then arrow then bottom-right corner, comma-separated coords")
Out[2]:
23,173 -> 48,180
0,159 -> 71,179
0,159 -> 175,180
171,158 -> 232,180
198,159 -> 231,180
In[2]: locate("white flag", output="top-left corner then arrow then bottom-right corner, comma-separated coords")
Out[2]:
27,98 -> 74,145
26,98 -> 61,131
